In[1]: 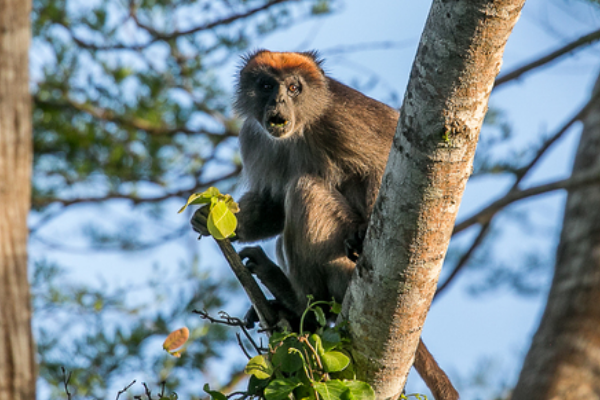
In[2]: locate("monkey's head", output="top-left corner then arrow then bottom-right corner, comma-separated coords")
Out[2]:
234,50 -> 330,139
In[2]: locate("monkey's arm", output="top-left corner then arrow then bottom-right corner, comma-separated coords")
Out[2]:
235,191 -> 285,242
190,190 -> 284,242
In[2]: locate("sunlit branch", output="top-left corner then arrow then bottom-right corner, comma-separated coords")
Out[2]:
495,27 -> 600,88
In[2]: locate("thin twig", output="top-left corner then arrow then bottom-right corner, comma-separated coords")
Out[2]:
194,309 -> 264,354
116,380 -> 137,400
143,382 -> 152,398
495,27 -> 600,88
236,332 -> 252,360
512,90 -> 600,188
61,367 -> 72,400
435,222 -> 491,300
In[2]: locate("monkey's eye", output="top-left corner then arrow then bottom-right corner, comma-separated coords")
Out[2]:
288,83 -> 301,95
261,82 -> 273,92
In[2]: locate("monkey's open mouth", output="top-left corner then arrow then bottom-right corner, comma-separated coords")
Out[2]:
267,114 -> 289,128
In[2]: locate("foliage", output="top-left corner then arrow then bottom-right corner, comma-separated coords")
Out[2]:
179,187 -> 240,239
204,297 -> 378,400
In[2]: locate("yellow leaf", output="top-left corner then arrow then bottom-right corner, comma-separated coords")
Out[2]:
163,327 -> 190,352
207,200 -> 238,240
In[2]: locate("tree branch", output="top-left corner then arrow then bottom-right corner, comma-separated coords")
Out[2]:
495,27 -> 600,88
68,0 -> 294,51
214,239 -> 280,330
31,167 -> 241,210
454,168 -> 600,235
435,222 -> 491,300
34,96 -> 237,139
510,90 -> 600,188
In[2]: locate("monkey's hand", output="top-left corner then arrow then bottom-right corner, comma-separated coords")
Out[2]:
344,226 -> 367,262
190,206 -> 210,239
190,205 -> 238,241
243,299 -> 298,330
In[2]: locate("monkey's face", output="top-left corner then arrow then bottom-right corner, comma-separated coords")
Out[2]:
255,75 -> 304,138
234,51 -> 330,140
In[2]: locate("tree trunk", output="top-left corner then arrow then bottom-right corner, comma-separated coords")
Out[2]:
341,1 -> 525,399
0,0 -> 36,399
511,73 -> 600,400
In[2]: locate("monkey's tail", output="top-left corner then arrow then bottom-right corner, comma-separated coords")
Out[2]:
414,339 -> 459,400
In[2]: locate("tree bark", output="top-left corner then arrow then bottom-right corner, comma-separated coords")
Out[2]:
341,1 -> 525,398
0,0 -> 36,399
511,73 -> 600,400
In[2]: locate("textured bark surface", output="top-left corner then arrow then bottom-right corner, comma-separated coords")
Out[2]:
341,1 -> 525,398
0,0 -> 36,399
511,75 -> 600,400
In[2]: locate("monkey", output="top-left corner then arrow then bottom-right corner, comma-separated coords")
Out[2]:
192,50 -> 458,400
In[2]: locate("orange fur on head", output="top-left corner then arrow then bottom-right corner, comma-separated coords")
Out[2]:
244,51 -> 324,82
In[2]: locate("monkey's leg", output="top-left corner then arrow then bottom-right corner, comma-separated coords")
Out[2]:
284,176 -> 362,304
239,246 -> 301,314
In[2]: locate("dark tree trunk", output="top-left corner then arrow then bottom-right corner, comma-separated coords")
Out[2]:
0,0 -> 36,399
512,74 -> 600,399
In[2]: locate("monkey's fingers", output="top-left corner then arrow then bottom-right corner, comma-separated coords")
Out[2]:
190,206 -> 210,238
239,246 -> 271,273
243,306 -> 260,329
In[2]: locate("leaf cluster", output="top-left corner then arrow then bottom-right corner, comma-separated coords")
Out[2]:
205,298 -> 375,400
179,187 -> 240,240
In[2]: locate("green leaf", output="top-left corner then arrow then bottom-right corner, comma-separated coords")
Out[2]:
321,351 -> 350,373
264,378 -> 302,400
177,188 -> 219,213
330,301 -> 342,315
272,340 -> 303,373
203,384 -> 228,400
270,331 -> 297,346
245,355 -> 273,380
247,375 -> 270,396
344,381 -> 375,400
207,200 -> 238,240
313,306 -> 327,326
314,380 -> 349,400
308,334 -> 325,357
321,329 -> 342,352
